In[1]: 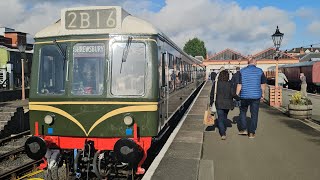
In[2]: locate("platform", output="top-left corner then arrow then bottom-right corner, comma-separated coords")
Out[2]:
143,81 -> 320,180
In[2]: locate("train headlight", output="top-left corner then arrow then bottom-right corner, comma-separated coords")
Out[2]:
124,115 -> 133,126
44,115 -> 54,125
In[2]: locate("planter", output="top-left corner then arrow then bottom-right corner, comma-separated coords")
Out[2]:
288,104 -> 312,120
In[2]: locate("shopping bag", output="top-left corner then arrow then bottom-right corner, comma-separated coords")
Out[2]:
203,110 -> 215,126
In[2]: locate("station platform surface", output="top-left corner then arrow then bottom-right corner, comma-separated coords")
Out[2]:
144,81 -> 320,180
0,99 -> 29,110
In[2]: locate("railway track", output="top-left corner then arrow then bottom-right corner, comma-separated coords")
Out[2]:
0,130 -> 42,179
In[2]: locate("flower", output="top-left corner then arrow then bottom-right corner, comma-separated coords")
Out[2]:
289,92 -> 312,105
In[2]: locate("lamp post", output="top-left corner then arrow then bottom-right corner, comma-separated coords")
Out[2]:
271,26 -> 284,107
17,40 -> 26,100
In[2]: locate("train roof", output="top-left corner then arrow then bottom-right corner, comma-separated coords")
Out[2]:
280,60 -> 320,68
35,6 -> 202,65
35,6 -> 161,38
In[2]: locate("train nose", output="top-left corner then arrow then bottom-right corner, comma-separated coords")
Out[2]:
114,138 -> 143,168
24,136 -> 47,160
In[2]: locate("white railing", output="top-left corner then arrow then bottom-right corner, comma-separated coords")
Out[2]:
0,68 -> 7,87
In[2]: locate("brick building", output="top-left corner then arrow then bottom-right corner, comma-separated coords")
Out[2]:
0,27 -> 33,88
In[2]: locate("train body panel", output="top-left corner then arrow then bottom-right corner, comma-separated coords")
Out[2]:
312,62 -> 320,85
270,61 -> 320,92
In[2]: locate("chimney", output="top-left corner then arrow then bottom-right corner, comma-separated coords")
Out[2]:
4,31 -> 26,48
300,47 -> 304,54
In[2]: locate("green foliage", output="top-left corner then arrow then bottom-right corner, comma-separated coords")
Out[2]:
183,38 -> 207,58
289,92 -> 312,105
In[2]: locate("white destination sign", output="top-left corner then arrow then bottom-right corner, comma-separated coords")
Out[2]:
65,9 -> 116,29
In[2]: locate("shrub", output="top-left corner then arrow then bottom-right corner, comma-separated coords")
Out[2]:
289,92 -> 312,105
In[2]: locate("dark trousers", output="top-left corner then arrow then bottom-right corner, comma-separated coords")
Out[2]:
239,99 -> 260,134
216,109 -> 229,136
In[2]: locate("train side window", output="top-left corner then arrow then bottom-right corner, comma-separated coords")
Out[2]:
71,43 -> 105,95
111,42 -> 146,96
38,44 -> 66,95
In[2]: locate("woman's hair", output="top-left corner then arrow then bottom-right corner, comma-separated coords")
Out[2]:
218,70 -> 229,81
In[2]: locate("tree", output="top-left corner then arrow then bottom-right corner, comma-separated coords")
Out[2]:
183,38 -> 207,58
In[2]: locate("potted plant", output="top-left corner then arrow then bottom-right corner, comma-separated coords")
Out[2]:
288,92 -> 312,120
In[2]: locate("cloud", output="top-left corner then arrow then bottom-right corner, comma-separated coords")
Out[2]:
139,0 -> 295,54
295,7 -> 317,19
307,21 -> 320,35
1,0 -> 296,55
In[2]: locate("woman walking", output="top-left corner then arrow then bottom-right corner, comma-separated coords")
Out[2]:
210,70 -> 236,140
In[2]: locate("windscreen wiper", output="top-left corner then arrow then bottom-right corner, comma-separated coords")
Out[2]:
53,39 -> 69,80
53,39 -> 66,61
120,36 -> 132,73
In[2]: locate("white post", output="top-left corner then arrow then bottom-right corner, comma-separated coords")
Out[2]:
21,58 -> 25,100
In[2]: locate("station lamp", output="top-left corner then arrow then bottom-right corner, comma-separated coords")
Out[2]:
17,39 -> 27,100
271,26 -> 284,107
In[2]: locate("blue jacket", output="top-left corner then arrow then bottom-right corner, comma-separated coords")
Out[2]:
240,65 -> 266,99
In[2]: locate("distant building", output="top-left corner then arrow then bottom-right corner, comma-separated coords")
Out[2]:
286,47 -> 320,57
0,27 -> 33,88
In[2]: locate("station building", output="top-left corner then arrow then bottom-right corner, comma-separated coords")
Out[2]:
202,48 -> 299,79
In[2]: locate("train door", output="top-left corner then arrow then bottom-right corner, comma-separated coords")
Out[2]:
159,51 -> 169,128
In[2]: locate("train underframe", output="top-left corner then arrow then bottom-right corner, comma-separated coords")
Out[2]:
25,123 -> 152,179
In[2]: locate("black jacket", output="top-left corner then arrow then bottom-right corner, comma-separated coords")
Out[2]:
210,72 -> 217,81
210,81 -> 236,110
231,71 -> 241,85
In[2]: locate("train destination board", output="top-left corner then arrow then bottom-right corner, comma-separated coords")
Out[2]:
65,8 -> 116,29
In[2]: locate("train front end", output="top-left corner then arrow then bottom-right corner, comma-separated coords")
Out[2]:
24,6 -> 160,178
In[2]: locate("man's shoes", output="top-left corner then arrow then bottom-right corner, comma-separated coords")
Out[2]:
248,133 -> 255,139
221,135 -> 226,140
238,130 -> 248,135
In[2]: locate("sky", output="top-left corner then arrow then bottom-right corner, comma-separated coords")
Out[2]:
1,0 -> 320,55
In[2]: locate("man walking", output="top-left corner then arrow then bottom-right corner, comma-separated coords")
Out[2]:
236,57 -> 266,139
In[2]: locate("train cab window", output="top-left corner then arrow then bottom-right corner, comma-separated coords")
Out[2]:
71,43 -> 105,95
111,42 -> 146,96
38,44 -> 66,95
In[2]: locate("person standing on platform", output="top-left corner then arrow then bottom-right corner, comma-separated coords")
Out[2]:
231,67 -> 241,107
278,69 -> 288,88
236,57 -> 266,139
210,70 -> 236,140
300,73 -> 307,97
210,71 -> 217,84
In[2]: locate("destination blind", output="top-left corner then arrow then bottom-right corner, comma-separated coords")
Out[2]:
65,8 -> 116,29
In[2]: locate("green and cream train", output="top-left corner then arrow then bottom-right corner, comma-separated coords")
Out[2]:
24,6 -> 205,178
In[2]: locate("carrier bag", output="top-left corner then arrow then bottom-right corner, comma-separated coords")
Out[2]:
203,107 -> 215,126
